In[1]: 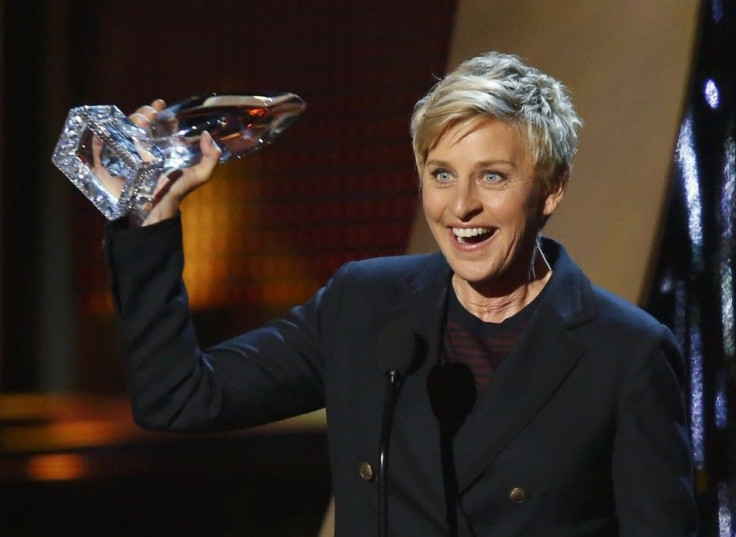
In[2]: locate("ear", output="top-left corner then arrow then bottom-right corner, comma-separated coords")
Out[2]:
542,165 -> 568,217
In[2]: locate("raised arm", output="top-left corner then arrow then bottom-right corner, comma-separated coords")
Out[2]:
104,100 -> 328,433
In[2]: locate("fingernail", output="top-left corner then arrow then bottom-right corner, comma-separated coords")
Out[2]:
203,131 -> 218,147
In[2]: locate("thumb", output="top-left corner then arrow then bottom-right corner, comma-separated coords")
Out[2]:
138,131 -> 223,226
166,131 -> 222,199
197,130 -> 222,178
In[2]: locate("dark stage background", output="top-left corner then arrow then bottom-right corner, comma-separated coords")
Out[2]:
3,0 -> 736,535
0,1 -> 456,535
1,0 -> 456,393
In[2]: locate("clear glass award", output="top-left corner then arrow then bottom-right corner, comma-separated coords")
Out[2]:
52,93 -> 306,220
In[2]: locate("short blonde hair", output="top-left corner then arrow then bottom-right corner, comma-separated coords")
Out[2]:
411,52 -> 581,186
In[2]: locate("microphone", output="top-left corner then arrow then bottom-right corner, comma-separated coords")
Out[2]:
375,318 -> 425,537
427,363 -> 476,537
376,317 -> 423,377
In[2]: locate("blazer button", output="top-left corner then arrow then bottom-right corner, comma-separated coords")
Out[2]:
359,462 -> 375,482
509,487 -> 529,504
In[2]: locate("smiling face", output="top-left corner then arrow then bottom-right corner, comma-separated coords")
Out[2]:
421,118 -> 565,298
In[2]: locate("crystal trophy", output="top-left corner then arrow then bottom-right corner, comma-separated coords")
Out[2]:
52,92 -> 306,220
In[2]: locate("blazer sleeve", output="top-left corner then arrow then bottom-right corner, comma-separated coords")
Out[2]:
611,324 -> 697,536
104,215 -> 333,433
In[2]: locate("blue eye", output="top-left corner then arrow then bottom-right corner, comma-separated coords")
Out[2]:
482,171 -> 501,183
432,170 -> 453,183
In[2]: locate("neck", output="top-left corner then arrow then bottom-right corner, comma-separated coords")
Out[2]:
452,243 -> 551,323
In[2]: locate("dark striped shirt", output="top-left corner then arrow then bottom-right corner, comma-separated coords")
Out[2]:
441,288 -> 538,393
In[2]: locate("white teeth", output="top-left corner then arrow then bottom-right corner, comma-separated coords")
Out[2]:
452,227 -> 491,238
452,227 -> 493,244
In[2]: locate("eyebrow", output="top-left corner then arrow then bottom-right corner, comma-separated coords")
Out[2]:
424,159 -> 517,168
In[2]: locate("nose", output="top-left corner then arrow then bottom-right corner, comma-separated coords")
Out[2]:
450,179 -> 482,221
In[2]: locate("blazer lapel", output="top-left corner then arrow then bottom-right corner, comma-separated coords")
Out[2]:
453,303 -> 587,492
376,255 -> 452,513
386,254 -> 449,450
452,239 -> 595,493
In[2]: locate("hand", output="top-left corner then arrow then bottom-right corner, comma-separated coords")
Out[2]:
90,134 -> 126,199
127,99 -> 223,227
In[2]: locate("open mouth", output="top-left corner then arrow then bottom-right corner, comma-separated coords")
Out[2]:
452,227 -> 495,245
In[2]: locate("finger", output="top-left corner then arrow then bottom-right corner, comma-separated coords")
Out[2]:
189,131 -> 222,185
199,131 -> 222,165
163,133 -> 221,200
151,98 -> 166,111
137,105 -> 159,120
92,135 -> 103,160
129,104 -> 160,127
129,112 -> 151,127
91,136 -> 108,175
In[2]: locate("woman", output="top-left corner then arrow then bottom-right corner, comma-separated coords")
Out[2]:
106,52 -> 696,535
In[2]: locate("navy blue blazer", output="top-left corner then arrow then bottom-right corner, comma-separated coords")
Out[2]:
105,216 -> 696,536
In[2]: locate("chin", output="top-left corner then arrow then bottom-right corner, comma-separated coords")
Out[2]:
450,264 -> 501,287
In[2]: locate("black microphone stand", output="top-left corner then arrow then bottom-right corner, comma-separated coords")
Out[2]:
378,369 -> 403,537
